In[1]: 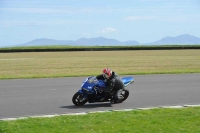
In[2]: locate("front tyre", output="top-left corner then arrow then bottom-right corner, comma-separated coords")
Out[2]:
72,92 -> 88,106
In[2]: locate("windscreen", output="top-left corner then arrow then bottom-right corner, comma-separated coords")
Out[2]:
87,76 -> 98,84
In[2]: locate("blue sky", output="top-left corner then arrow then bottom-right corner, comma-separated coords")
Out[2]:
0,0 -> 200,47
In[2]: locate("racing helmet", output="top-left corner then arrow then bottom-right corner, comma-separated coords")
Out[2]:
102,68 -> 112,79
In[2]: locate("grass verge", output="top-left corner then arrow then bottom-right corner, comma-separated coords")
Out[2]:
0,107 -> 200,133
0,50 -> 200,79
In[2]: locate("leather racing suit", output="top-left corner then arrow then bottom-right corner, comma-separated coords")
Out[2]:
96,71 -> 125,99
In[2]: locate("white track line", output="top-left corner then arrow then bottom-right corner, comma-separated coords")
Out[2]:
184,104 -> 200,107
1,104 -> 200,121
161,105 -> 185,108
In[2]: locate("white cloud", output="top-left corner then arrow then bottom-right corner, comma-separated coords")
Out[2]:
162,15 -> 200,23
124,15 -> 200,23
0,4 -> 195,15
97,27 -> 119,34
124,16 -> 157,21
138,0 -> 161,1
0,7 -> 114,14
0,19 -> 88,27
0,7 -> 74,14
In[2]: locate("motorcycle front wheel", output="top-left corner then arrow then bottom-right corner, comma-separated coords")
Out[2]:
72,92 -> 88,106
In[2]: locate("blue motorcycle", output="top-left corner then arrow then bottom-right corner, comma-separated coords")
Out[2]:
72,76 -> 134,106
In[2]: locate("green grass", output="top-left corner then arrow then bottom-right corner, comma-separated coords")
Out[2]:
0,107 -> 200,133
0,50 -> 200,79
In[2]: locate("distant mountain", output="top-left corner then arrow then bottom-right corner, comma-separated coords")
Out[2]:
18,38 -> 75,46
17,37 -> 139,47
15,34 -> 200,47
149,34 -> 200,45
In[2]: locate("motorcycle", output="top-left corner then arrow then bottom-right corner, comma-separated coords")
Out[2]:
72,76 -> 134,106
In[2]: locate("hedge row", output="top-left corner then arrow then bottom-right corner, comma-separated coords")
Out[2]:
0,45 -> 200,53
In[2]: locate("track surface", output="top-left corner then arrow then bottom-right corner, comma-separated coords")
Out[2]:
0,74 -> 200,119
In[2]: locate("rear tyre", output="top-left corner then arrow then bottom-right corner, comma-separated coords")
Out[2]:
114,89 -> 129,103
72,92 -> 88,106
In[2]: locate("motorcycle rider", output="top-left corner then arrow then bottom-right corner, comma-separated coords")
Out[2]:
96,68 -> 125,102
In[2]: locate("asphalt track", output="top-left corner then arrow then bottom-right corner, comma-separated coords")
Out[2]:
0,74 -> 200,119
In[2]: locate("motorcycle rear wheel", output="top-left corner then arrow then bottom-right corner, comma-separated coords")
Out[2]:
72,92 -> 88,106
114,89 -> 129,103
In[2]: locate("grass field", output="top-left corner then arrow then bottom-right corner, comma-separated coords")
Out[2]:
0,50 -> 200,79
0,107 -> 200,133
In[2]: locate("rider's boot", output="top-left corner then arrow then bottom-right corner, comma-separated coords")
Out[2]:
107,91 -> 114,103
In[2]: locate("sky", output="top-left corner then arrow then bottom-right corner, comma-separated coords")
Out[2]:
0,0 -> 200,47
